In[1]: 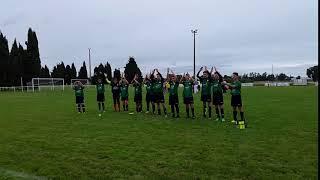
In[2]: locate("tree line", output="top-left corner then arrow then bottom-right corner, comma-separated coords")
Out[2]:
0,28 -> 317,87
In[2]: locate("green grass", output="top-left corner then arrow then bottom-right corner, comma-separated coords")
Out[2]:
0,86 -> 318,179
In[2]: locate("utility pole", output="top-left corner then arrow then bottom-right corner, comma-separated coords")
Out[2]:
88,48 -> 92,79
191,29 -> 198,79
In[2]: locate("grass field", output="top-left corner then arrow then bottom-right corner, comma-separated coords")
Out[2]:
0,86 -> 318,179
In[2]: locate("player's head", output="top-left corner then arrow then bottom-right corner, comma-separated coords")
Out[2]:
186,73 -> 191,79
97,78 -> 102,83
170,74 -> 176,82
213,72 -> 219,80
203,70 -> 209,78
232,72 -> 239,81
113,77 -> 118,83
156,73 -> 161,80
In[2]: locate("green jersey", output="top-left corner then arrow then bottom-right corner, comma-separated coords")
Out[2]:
199,77 -> 211,95
182,80 -> 193,98
231,81 -> 241,95
169,81 -> 179,96
134,83 -> 142,95
146,82 -> 152,94
120,84 -> 129,98
211,80 -> 223,95
96,83 -> 105,94
74,86 -> 84,97
153,80 -> 163,93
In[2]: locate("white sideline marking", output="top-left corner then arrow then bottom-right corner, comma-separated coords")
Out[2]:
0,167 -> 47,180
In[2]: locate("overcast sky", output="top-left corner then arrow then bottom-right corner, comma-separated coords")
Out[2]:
0,0 -> 318,76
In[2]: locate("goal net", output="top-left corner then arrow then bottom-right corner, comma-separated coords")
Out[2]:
32,78 -> 65,92
71,79 -> 90,86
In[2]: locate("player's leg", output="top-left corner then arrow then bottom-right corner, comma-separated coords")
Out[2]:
117,97 -> 120,112
201,95 -> 206,118
102,94 -> 105,112
185,104 -> 190,118
146,94 -> 150,113
77,103 -> 81,113
122,98 -> 126,111
161,95 -> 167,116
175,95 -> 180,118
220,104 -> 225,121
208,100 -> 212,119
190,102 -> 195,118
232,106 -> 238,124
125,99 -> 129,111
170,96 -> 175,117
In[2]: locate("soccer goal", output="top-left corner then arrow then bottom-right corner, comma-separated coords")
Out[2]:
71,79 -> 90,86
32,78 -> 65,92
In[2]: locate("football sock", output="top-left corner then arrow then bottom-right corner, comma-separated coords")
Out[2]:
240,112 -> 245,121
123,104 -> 125,111
186,107 -> 190,117
152,104 -> 155,114
147,103 -> 150,111
126,104 -> 128,111
221,109 -> 224,118
77,104 -> 81,112
191,107 -> 195,117
98,103 -> 101,111
216,108 -> 220,118
203,103 -> 206,117
233,111 -> 237,121
175,104 -> 179,116
163,106 -> 167,115
82,104 -> 85,112
208,106 -> 212,118
171,105 -> 175,114
102,103 -> 105,111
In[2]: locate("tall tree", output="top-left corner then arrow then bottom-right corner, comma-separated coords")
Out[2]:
71,63 -> 77,79
124,56 -> 142,83
40,65 -> 50,78
105,62 -> 112,81
24,28 -> 41,83
307,65 -> 318,82
9,39 -> 20,85
0,32 -> 10,86
78,61 -> 88,79
65,65 -> 72,84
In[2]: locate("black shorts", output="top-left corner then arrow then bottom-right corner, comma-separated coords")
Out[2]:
201,94 -> 211,102
113,94 -> 120,104
134,94 -> 142,103
154,92 -> 165,103
212,93 -> 224,105
231,95 -> 242,107
76,96 -> 84,104
97,93 -> 105,102
184,97 -> 194,104
169,94 -> 179,105
146,93 -> 152,103
121,96 -> 128,101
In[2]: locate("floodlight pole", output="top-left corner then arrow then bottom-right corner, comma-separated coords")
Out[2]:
191,29 -> 198,79
88,48 -> 92,79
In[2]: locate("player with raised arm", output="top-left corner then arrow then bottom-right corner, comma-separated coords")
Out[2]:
119,74 -> 129,111
96,78 -> 105,116
111,77 -> 121,112
181,73 -> 195,118
167,69 -> 180,118
211,67 -> 225,121
73,81 -> 85,113
132,74 -> 143,113
197,66 -> 213,119
143,74 -> 154,114
151,69 -> 167,117
225,72 -> 246,126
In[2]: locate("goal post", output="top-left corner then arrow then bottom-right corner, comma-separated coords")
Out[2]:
32,78 -> 65,92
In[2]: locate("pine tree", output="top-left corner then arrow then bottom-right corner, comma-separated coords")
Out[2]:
65,65 -> 72,84
78,61 -> 88,79
105,62 -> 112,81
9,39 -> 20,85
71,63 -> 77,79
24,28 -> 41,83
0,32 -> 10,86
124,56 -> 142,83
